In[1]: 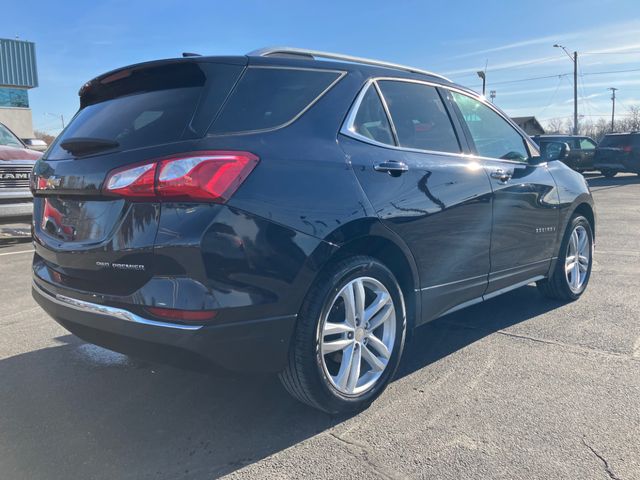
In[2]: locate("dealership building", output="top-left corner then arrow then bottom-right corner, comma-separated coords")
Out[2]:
0,38 -> 38,138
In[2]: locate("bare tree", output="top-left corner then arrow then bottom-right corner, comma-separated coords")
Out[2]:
546,118 -> 567,134
34,130 -> 56,145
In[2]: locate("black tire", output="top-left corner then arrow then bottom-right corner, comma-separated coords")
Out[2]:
279,256 -> 406,414
537,215 -> 593,301
600,169 -> 618,178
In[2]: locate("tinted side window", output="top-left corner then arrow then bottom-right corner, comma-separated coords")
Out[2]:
211,67 -> 341,134
377,81 -> 460,153
580,138 -> 596,150
599,135 -> 630,147
451,92 -> 528,162
351,85 -> 394,145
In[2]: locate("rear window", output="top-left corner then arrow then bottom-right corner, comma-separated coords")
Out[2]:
210,67 -> 342,134
599,134 -> 638,147
47,62 -> 243,160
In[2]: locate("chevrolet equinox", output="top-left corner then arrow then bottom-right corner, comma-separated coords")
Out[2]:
31,48 -> 595,413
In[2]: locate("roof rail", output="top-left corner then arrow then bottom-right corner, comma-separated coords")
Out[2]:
247,47 -> 452,82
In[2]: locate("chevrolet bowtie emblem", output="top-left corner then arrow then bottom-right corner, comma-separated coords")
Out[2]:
38,176 -> 63,190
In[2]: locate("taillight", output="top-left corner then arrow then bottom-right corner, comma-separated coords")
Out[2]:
623,145 -> 633,153
105,162 -> 157,198
103,151 -> 258,202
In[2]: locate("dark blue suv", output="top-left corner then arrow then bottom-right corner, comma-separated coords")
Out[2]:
31,48 -> 595,413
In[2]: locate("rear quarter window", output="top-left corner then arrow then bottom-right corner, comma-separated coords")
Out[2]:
209,67 -> 343,135
599,135 -> 632,147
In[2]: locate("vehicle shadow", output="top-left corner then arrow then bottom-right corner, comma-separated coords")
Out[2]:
586,173 -> 640,190
0,285 -> 563,479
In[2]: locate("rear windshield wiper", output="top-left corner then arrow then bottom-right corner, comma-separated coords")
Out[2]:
59,137 -> 120,156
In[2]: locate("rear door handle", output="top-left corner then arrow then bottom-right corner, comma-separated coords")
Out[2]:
490,168 -> 513,182
374,161 -> 409,176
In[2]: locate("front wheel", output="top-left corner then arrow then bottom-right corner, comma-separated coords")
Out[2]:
600,169 -> 618,178
279,256 -> 406,413
537,215 -> 593,301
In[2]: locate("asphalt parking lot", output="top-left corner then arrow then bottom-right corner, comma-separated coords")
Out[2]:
1,173 -> 639,480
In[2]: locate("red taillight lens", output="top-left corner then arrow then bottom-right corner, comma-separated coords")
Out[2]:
147,306 -> 217,323
104,162 -> 157,198
103,151 -> 258,202
157,152 -> 258,202
623,145 -> 633,153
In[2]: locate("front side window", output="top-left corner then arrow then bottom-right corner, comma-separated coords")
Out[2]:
580,138 -> 596,150
451,92 -> 529,162
377,81 -> 460,153
350,85 -> 394,145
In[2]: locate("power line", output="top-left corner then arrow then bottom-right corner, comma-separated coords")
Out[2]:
582,51 -> 640,55
581,67 -> 640,77
463,67 -> 640,90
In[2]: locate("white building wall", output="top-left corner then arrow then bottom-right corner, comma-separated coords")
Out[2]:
0,107 -> 34,138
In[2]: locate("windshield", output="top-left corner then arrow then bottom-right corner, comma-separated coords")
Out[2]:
0,123 -> 23,148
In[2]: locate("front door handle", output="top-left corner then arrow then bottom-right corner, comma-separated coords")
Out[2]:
490,168 -> 513,182
374,160 -> 409,177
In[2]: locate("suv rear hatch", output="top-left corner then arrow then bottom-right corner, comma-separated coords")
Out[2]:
594,133 -> 640,170
32,57 -> 246,296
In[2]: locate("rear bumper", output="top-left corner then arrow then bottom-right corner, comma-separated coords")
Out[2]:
0,200 -> 32,223
32,280 -> 296,373
594,158 -> 639,173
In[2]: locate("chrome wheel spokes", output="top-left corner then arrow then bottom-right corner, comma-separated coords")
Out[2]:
319,277 -> 396,396
565,225 -> 590,293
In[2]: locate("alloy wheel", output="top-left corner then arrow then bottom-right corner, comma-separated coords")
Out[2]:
565,225 -> 591,293
319,277 -> 396,396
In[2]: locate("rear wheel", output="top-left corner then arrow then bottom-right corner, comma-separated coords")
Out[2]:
537,215 -> 593,301
600,169 -> 618,178
279,256 -> 406,413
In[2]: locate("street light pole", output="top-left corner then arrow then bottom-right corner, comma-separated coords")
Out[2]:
608,87 -> 618,132
45,113 -> 65,130
477,70 -> 486,96
554,44 -> 578,135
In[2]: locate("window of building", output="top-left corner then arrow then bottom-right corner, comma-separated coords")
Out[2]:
0,87 -> 29,108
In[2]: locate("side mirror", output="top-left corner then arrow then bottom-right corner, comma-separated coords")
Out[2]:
539,141 -> 570,162
22,138 -> 48,152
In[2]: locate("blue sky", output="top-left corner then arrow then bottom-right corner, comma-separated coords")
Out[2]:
4,0 -> 639,133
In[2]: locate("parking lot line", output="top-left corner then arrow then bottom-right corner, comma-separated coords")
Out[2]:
0,249 -> 34,257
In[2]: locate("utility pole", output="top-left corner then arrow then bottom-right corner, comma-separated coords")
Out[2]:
554,44 -> 578,135
608,87 -> 618,132
490,90 -> 496,104
45,112 -> 65,130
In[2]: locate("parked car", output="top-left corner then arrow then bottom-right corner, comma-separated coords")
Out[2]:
593,132 -> 640,177
22,138 -> 49,152
31,48 -> 595,413
0,122 -> 48,152
0,122 -> 41,223
531,134 -> 597,172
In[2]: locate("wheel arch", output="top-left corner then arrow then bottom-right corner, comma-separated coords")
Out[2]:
327,232 -> 421,334
571,201 -> 596,240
